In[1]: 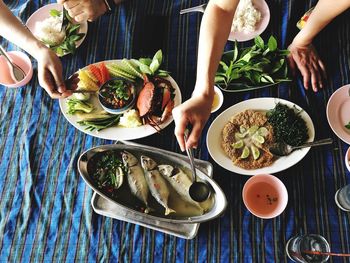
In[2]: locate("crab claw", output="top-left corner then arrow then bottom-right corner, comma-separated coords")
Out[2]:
160,99 -> 174,122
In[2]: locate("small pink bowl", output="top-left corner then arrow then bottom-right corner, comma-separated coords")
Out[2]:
345,147 -> 350,173
242,174 -> 288,219
0,51 -> 33,88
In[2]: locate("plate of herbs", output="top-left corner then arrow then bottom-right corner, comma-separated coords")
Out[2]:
26,3 -> 87,56
215,36 -> 291,92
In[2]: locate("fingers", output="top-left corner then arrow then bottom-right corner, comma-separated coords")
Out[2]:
287,55 -> 296,76
49,65 -> 66,93
318,60 -> 327,82
310,68 -> 319,92
38,70 -> 63,99
186,122 -> 202,150
75,13 -> 89,22
66,5 -> 84,19
63,1 -> 79,9
174,115 -> 187,152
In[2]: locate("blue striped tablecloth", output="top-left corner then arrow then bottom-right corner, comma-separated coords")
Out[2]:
1,0 -> 350,262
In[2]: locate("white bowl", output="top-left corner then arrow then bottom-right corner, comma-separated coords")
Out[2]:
346,147 -> 350,172
211,86 -> 224,113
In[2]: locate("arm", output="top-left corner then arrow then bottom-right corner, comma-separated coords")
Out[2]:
172,0 -> 239,151
288,0 -> 350,91
0,1 -> 71,98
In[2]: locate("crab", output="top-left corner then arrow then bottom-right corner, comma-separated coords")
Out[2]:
136,75 -> 175,130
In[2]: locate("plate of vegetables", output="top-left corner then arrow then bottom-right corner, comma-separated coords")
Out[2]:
206,98 -> 315,175
26,3 -> 87,56
59,50 -> 182,140
326,84 -> 350,145
215,36 -> 291,92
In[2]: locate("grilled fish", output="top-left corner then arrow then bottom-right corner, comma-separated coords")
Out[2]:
158,165 -> 203,213
140,155 -> 175,215
122,151 -> 151,213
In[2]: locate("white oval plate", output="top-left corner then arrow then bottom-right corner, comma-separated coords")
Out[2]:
228,0 -> 270,42
206,98 -> 315,176
59,60 -> 182,140
26,3 -> 88,57
326,84 -> 350,145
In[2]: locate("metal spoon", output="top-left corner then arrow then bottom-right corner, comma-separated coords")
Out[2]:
184,131 -> 210,202
180,4 -> 206,15
269,138 -> 333,156
0,45 -> 26,82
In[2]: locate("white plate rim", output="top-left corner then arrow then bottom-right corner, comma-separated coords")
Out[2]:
59,60 -> 182,140
206,97 -> 315,176
326,84 -> 350,145
25,3 -> 88,57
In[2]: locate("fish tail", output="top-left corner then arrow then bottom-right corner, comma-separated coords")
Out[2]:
164,207 -> 176,215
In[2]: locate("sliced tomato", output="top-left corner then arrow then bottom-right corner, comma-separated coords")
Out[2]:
88,64 -> 103,84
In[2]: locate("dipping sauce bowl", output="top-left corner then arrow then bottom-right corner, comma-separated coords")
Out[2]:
0,51 -> 33,88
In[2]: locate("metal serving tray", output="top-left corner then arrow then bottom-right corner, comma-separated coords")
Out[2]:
79,141 -> 227,238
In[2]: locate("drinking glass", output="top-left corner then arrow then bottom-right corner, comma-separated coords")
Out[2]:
335,184 -> 350,212
286,234 -> 330,263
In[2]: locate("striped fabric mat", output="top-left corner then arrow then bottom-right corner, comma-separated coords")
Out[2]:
0,0 -> 350,262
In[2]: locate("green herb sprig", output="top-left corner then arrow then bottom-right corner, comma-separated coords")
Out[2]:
345,122 -> 350,130
47,9 -> 85,56
215,36 -> 291,91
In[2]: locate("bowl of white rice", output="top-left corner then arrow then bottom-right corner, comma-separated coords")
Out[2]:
228,0 -> 270,42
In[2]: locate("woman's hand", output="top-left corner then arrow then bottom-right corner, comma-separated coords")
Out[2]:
58,0 -> 107,22
288,41 -> 326,92
35,47 -> 72,99
172,93 -> 213,151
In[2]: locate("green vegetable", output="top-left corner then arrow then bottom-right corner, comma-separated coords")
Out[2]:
345,122 -> 350,130
267,103 -> 309,146
66,99 -> 94,114
77,114 -> 120,131
215,35 -> 291,91
47,9 -> 85,55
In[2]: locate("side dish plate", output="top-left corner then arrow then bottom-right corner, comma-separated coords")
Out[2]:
206,98 -> 315,176
78,143 -> 227,224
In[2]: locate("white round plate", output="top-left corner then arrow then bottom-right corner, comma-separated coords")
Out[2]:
326,84 -> 350,145
206,98 -> 315,176
59,60 -> 182,140
26,3 -> 88,56
228,0 -> 270,42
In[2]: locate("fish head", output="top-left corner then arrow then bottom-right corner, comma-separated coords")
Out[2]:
122,151 -> 138,167
158,165 -> 174,177
140,155 -> 157,171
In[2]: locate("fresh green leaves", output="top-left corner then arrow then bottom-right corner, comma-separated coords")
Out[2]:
345,121 -> 350,130
48,9 -> 85,55
66,99 -> 94,114
215,35 -> 291,91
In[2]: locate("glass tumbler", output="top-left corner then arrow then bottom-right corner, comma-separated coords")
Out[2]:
286,234 -> 330,263
335,184 -> 350,212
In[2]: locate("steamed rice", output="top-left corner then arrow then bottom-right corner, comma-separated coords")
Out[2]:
231,0 -> 261,33
35,16 -> 66,46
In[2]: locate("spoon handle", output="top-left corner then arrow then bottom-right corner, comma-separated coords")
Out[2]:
180,4 -> 206,14
292,138 -> 333,150
184,130 -> 197,183
0,45 -> 13,65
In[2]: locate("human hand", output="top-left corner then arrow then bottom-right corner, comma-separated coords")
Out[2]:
172,93 -> 213,151
288,41 -> 326,92
35,48 -> 72,99
58,0 -> 107,22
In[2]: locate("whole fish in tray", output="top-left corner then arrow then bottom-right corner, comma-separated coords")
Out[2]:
158,165 -> 204,214
122,151 -> 151,213
140,155 -> 175,215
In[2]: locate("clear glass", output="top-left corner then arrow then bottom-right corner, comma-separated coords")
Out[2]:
335,184 -> 350,212
285,234 -> 330,263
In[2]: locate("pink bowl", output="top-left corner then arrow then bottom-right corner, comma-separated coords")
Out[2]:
242,174 -> 288,219
0,51 -> 33,88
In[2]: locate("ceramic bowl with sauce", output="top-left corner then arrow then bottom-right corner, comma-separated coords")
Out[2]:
242,174 -> 288,219
0,51 -> 33,88
211,86 -> 224,113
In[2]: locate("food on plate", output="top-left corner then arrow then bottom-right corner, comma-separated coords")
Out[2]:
215,36 -> 290,91
66,99 -> 94,114
297,7 -> 314,30
231,0 -> 261,34
158,165 -> 204,213
119,109 -> 142,127
266,103 -> 309,146
122,151 -> 151,213
88,150 -> 210,217
140,155 -> 175,215
222,110 -> 275,169
35,9 -> 85,55
64,50 -> 176,132
99,79 -> 135,110
345,121 -> 350,130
